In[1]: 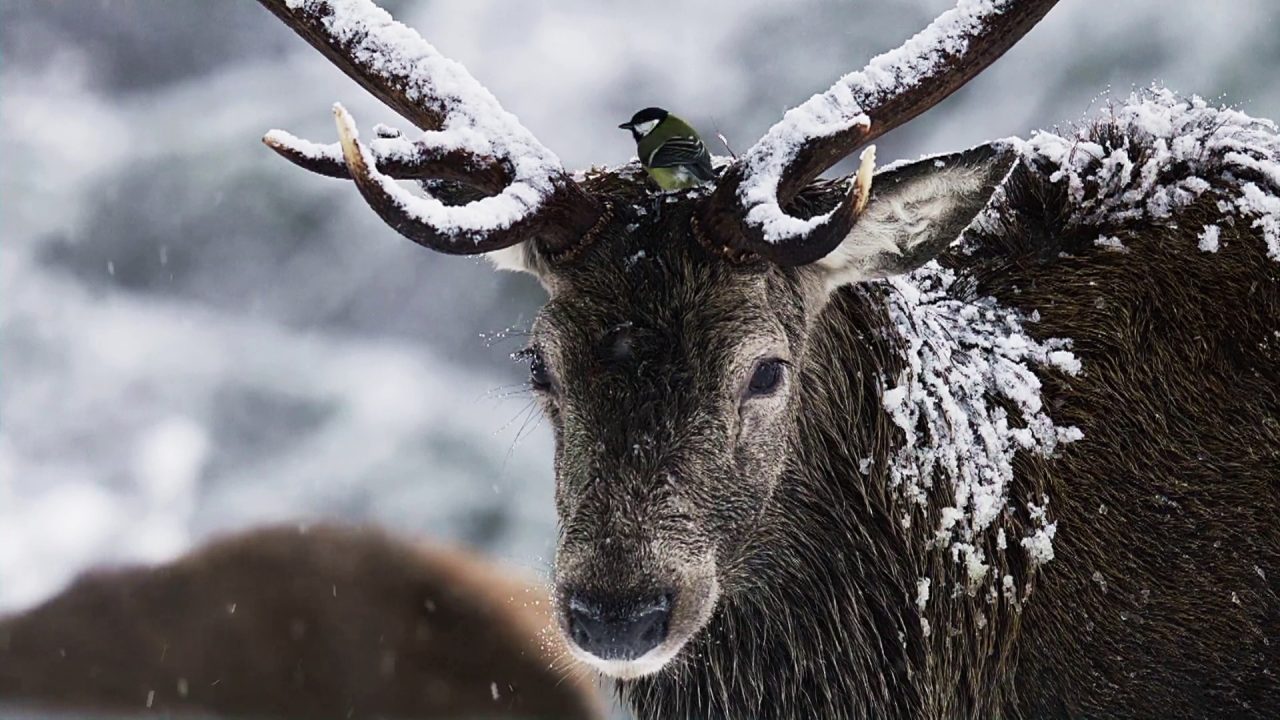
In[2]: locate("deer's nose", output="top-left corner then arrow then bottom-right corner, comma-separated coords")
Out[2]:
564,592 -> 672,661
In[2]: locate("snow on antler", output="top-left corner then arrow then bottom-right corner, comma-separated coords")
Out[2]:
265,128 -> 490,170
264,0 -> 573,240
264,128 -> 505,190
738,0 -> 1019,244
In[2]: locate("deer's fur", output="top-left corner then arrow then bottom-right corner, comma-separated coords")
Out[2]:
0,525 -> 604,720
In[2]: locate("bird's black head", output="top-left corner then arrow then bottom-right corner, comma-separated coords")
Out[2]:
619,107 -> 670,140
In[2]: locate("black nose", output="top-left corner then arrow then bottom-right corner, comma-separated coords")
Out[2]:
565,592 -> 672,661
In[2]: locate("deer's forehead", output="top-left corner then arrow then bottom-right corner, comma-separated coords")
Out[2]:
536,270 -> 785,359
535,262 -> 803,371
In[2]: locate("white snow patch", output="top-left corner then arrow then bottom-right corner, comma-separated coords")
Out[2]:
127,417 -> 211,564
1020,499 -> 1056,566
881,263 -> 1081,572
1093,235 -> 1128,252
1021,524 -> 1055,565
951,541 -> 990,589
1017,88 -> 1280,262
1002,574 -> 1016,598
1198,224 -> 1221,252
916,577 -> 933,638
266,127 -> 467,166
915,577 -> 931,611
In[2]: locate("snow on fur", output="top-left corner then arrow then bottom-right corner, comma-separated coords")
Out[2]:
1017,88 -> 1280,261
881,264 -> 1082,583
1198,224 -> 1221,253
277,0 -> 565,237
878,90 -> 1280,583
1020,498 -> 1056,566
736,0 -> 1015,244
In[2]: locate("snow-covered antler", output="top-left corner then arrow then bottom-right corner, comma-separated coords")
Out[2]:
258,0 -> 602,255
699,0 -> 1059,266
263,127 -> 513,195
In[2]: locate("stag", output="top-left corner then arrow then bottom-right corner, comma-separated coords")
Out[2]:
257,0 -> 1280,717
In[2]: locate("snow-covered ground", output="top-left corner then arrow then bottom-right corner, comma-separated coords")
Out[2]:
2,0 -> 1277,620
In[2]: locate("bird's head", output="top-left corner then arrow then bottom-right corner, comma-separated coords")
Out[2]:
619,107 -> 669,142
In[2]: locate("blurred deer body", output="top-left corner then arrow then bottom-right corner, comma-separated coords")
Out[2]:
0,525 -> 602,719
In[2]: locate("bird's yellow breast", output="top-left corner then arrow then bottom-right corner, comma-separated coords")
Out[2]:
645,165 -> 700,191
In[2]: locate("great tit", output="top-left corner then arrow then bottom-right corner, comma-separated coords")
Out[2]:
619,107 -> 716,191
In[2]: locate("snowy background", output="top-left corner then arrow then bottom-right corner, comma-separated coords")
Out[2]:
1,0 -> 1277,634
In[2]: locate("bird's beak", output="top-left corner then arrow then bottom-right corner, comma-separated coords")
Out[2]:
618,122 -> 633,130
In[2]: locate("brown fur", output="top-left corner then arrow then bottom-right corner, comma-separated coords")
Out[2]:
0,525 -> 604,720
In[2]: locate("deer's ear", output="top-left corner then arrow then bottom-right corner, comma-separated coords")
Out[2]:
486,243 -> 538,274
814,143 -> 1016,288
485,243 -> 563,292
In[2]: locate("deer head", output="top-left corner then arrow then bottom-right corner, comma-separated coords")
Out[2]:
260,0 -> 1057,679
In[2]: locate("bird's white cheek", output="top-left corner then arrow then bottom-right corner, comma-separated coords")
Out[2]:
633,119 -> 659,136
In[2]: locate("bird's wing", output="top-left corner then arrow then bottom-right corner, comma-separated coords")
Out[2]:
690,150 -> 717,181
647,137 -> 715,180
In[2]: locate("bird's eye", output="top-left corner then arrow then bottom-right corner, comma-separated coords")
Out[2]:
518,348 -> 554,393
745,358 -> 787,398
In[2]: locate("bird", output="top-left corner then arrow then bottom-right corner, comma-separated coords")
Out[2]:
619,107 -> 716,191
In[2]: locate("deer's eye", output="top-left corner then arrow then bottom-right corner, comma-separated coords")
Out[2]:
519,348 -> 554,393
745,358 -> 787,398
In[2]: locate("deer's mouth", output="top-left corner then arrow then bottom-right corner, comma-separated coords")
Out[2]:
556,573 -> 720,679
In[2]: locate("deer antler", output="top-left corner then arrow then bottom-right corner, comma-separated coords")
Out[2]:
258,0 -> 601,255
263,128 -> 512,195
700,0 -> 1059,266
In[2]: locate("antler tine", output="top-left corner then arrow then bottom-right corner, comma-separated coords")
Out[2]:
263,129 -> 511,195
702,0 -> 1059,266
258,0 -> 601,255
333,104 -> 601,254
